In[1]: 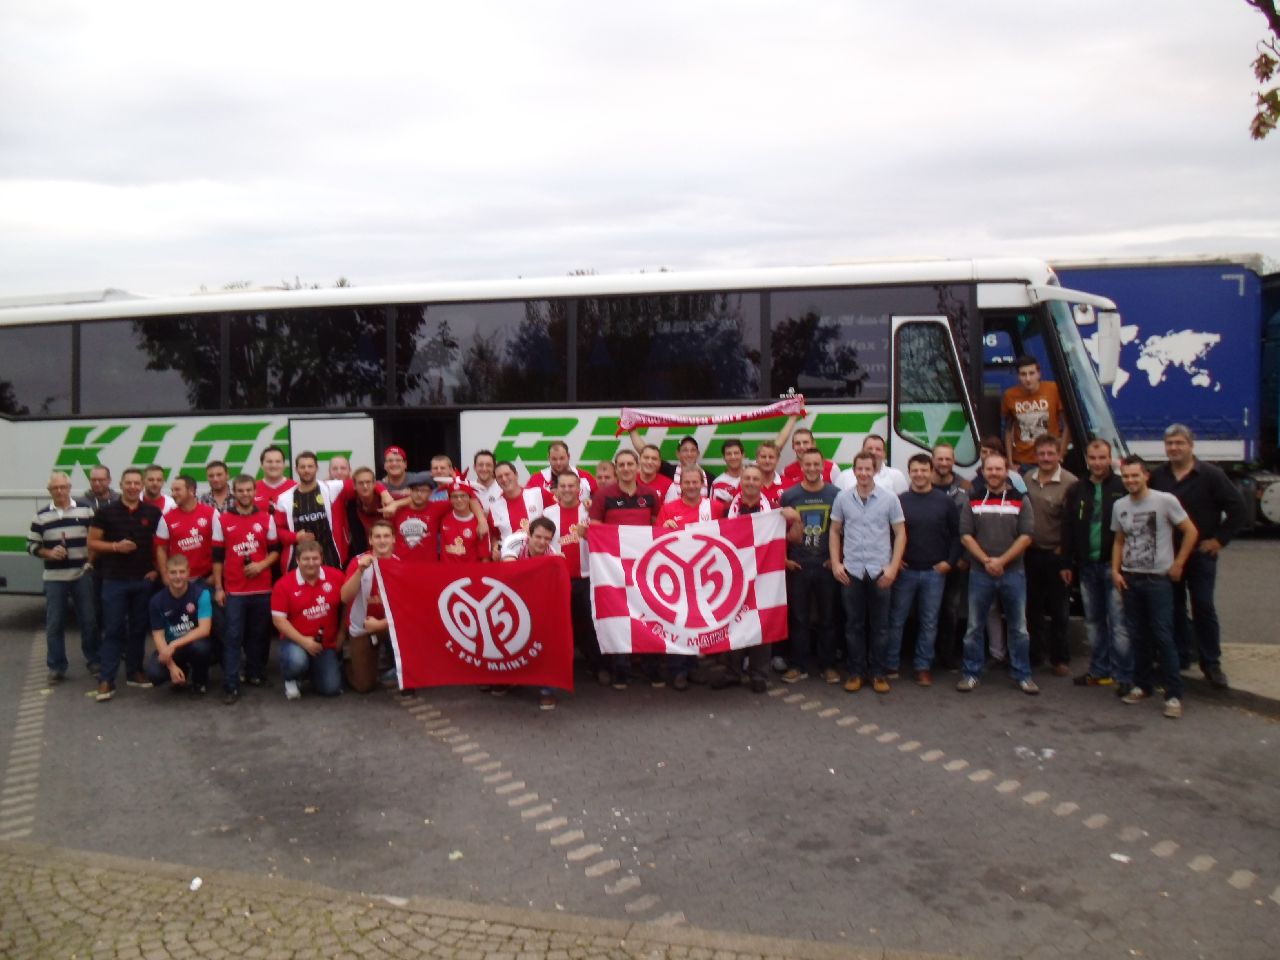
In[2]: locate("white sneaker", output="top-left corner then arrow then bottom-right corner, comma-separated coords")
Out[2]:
1163,697 -> 1183,719
770,656 -> 787,673
284,680 -> 301,701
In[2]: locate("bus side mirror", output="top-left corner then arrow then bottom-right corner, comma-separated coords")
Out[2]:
1096,311 -> 1121,385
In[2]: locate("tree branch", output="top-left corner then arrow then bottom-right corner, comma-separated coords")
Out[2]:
1247,0 -> 1280,40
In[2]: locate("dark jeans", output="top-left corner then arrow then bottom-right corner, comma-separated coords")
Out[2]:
961,568 -> 1032,682
280,641 -> 342,696
1025,547 -> 1071,666
99,579 -> 153,684
43,575 -> 98,674
1122,573 -> 1182,700
570,577 -> 604,672
937,564 -> 969,667
887,567 -> 947,672
223,593 -> 272,693
145,637 -> 214,687
1172,552 -> 1220,670
1079,560 -> 1132,683
842,572 -> 891,678
786,565 -> 838,671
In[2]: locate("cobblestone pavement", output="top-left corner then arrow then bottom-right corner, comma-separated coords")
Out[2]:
0,841 -> 943,960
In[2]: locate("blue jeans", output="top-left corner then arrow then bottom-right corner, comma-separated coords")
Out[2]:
842,573 -> 891,678
1172,552 -> 1220,669
145,637 -> 214,687
1078,561 -> 1132,683
223,593 -> 272,693
99,579 -> 154,684
961,567 -> 1032,682
787,565 -> 838,670
279,640 -> 342,696
1122,573 -> 1182,700
43,575 -> 98,674
887,567 -> 947,672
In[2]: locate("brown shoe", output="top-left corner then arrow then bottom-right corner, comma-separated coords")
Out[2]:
914,670 -> 933,687
843,675 -> 863,693
1051,664 -> 1071,678
872,676 -> 890,694
822,668 -> 841,685
95,681 -> 114,702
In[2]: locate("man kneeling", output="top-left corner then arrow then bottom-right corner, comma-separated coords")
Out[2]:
271,540 -> 344,700
145,554 -> 214,694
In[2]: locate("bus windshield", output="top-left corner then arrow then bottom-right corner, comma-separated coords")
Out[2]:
1048,300 -> 1128,458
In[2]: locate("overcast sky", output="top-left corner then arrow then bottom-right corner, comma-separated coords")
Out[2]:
1,1 -> 1276,298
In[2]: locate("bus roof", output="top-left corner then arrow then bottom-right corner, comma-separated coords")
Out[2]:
0,257 -> 1060,326
1050,253 -> 1268,275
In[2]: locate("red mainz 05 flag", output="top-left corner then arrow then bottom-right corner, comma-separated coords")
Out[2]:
376,557 -> 573,690
588,512 -> 789,655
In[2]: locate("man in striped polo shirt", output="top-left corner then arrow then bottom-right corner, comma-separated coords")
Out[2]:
28,471 -> 99,683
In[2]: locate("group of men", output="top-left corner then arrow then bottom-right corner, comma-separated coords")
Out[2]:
29,368 -> 1244,718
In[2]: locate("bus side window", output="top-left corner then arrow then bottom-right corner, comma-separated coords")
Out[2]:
893,321 -> 978,465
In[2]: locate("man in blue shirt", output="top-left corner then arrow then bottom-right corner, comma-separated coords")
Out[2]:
886,454 -> 961,686
145,555 -> 214,694
830,452 -> 906,694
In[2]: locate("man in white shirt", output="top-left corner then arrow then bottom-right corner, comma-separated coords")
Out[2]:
835,434 -> 907,495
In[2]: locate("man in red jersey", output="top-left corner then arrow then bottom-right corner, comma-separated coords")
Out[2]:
254,445 -> 296,510
142,465 -> 177,513
752,441 -> 786,506
155,475 -> 220,585
271,540 -> 344,701
155,474 -> 225,662
441,478 -> 491,563
711,439 -> 746,504
391,473 -> 451,563
628,432 -> 712,503
776,419 -> 839,489
649,468 -> 712,690
637,444 -> 674,500
586,448 -> 659,687
340,466 -> 390,559
340,519 -> 399,694
488,461 -> 554,557
212,474 -> 280,704
589,449 -> 660,528
525,441 -> 598,501
707,465 -> 772,693
545,472 -> 607,684
715,463 -> 776,520
656,468 -> 715,529
501,515 -> 564,712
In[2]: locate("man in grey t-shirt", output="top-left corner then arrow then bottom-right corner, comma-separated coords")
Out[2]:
1111,456 -> 1198,719
780,449 -> 841,683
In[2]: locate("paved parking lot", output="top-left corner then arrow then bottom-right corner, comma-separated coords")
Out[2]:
2,536 -> 1278,960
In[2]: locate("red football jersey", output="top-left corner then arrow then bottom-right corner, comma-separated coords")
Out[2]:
155,504 -> 220,579
391,500 -> 452,563
655,498 -> 714,530
254,477 -> 296,512
439,512 -> 489,563
270,566 -> 344,648
215,509 -> 279,595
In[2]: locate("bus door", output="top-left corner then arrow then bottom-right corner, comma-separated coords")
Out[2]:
288,415 -> 375,476
888,316 -> 980,477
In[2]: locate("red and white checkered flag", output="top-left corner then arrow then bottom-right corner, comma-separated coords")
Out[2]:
587,512 -> 788,656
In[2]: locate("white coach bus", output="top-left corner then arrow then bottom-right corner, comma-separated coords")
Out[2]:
0,259 -> 1124,593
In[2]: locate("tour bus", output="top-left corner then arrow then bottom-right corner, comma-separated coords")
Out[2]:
0,258 -> 1124,594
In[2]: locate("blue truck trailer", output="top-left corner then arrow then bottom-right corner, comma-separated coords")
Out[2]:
1052,255 -> 1280,527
